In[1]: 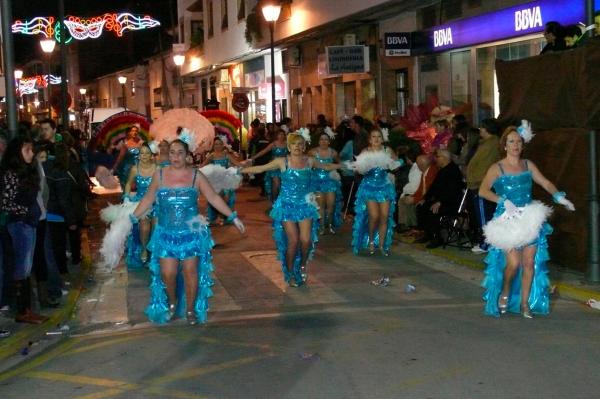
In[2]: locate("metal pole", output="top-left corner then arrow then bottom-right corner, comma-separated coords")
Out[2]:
269,21 -> 276,124
586,0 -> 599,282
58,0 -> 69,127
178,66 -> 184,108
1,0 -> 18,139
47,56 -> 52,119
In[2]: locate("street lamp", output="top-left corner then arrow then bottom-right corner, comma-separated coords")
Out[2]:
262,2 -> 281,124
118,76 -> 127,109
40,39 -> 56,119
173,54 -> 185,107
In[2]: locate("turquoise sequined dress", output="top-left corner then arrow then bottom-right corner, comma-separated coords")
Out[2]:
311,149 -> 343,228
269,158 -> 320,283
116,146 -> 140,191
352,160 -> 397,254
126,168 -> 154,269
265,146 -> 288,200
145,169 -> 215,324
207,157 -> 236,223
482,164 -> 552,317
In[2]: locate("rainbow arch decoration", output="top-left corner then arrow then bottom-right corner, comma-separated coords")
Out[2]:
91,111 -> 151,152
200,110 -> 242,145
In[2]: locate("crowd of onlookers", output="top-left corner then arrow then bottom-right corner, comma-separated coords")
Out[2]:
0,120 -> 92,338
541,14 -> 600,54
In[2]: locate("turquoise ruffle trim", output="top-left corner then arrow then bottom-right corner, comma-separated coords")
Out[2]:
144,223 -> 215,324
481,222 -> 552,317
351,180 -> 396,254
270,200 -> 319,282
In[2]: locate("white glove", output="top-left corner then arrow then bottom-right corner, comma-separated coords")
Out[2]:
557,196 -> 575,211
503,199 -> 519,219
232,217 -> 245,234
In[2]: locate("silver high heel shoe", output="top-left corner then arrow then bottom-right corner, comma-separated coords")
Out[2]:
498,296 -> 508,315
328,224 -> 336,235
368,241 -> 375,255
186,311 -> 198,325
521,305 -> 533,319
300,264 -> 308,283
168,303 -> 176,320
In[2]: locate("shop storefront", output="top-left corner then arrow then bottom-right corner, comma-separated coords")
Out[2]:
414,0 -> 600,123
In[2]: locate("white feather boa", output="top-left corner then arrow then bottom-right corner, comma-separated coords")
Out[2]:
345,150 -> 402,175
483,200 -> 552,251
199,164 -> 242,194
329,170 -> 341,181
99,201 -> 139,271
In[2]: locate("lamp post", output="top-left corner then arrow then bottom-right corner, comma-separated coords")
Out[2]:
40,39 -> 56,119
262,2 -> 281,124
118,76 -> 127,109
173,54 -> 185,107
14,69 -> 23,121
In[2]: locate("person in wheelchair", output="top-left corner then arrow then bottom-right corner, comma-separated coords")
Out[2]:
415,149 -> 465,249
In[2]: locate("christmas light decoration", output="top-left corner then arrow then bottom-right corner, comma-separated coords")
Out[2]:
12,13 -> 160,41
18,74 -> 62,94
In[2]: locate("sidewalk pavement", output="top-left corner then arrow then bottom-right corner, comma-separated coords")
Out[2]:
2,187 -> 599,370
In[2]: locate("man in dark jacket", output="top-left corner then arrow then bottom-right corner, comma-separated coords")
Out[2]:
416,148 -> 464,248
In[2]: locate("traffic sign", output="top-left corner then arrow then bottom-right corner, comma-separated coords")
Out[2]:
232,93 -> 250,112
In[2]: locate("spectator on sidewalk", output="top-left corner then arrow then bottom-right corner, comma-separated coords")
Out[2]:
466,119 -> 501,253
0,135 -> 48,324
396,153 -> 425,233
416,149 -> 464,248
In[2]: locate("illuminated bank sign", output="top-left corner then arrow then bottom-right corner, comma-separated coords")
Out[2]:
429,0 -> 599,51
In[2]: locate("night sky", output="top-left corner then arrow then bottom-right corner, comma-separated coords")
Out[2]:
12,0 -> 176,82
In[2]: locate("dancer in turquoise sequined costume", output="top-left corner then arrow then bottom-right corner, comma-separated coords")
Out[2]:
123,144 -> 157,268
242,132 -> 341,287
351,130 -> 402,256
156,140 -> 171,167
200,136 -> 245,224
131,140 -> 245,325
250,129 -> 288,201
308,132 -> 343,234
479,126 -> 575,318
112,125 -> 144,191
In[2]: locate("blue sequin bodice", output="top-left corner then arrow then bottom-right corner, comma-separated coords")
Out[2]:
134,174 -> 152,200
126,147 -> 140,163
364,167 -> 389,185
155,187 -> 199,229
210,157 -> 230,168
280,163 -> 312,203
492,171 -> 532,208
313,150 -> 334,180
272,146 -> 288,158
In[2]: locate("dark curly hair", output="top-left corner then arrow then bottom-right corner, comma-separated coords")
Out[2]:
0,135 -> 39,190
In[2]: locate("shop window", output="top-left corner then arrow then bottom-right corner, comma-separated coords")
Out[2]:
450,50 -> 470,110
153,88 -> 162,108
221,0 -> 229,30
207,0 -> 214,38
395,69 -> 409,117
237,0 -> 245,21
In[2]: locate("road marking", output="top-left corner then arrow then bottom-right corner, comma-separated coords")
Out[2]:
148,355 -> 271,386
61,333 -> 160,356
241,251 -> 348,304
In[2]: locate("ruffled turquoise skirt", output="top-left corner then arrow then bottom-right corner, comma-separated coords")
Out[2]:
126,223 -> 144,269
351,178 -> 396,254
144,223 -> 215,324
269,198 -> 320,283
481,222 -> 552,317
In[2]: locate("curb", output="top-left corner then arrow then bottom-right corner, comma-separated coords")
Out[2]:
0,229 -> 92,363
397,236 -> 600,304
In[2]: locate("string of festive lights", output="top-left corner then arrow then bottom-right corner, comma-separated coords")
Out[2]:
12,13 -> 160,41
17,74 -> 62,94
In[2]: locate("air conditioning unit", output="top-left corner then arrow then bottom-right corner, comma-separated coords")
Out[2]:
343,34 -> 356,46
